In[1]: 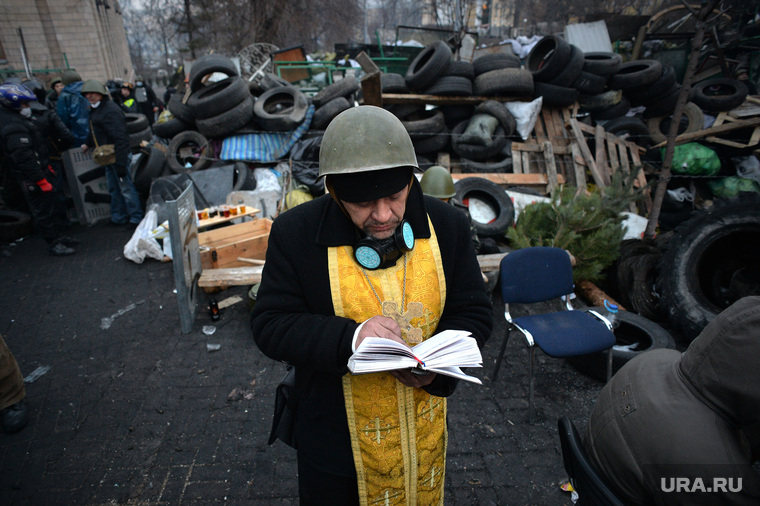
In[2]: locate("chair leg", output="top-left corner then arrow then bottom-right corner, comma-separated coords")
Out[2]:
606,347 -> 614,382
528,345 -> 535,423
492,328 -> 511,380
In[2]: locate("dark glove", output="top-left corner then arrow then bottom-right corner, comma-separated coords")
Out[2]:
35,178 -> 53,192
115,165 -> 128,178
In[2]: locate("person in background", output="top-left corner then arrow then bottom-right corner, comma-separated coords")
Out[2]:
162,84 -> 176,107
251,105 -> 493,504
0,334 -> 28,434
0,83 -> 76,255
56,69 -> 90,146
133,75 -> 162,123
79,79 -> 143,228
584,296 -> 760,505
118,82 -> 139,114
21,79 -> 77,220
45,76 -> 64,110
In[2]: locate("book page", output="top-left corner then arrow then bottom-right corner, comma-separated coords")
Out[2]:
348,329 -> 483,384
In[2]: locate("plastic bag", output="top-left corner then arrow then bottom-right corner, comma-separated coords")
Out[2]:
123,209 -> 165,264
505,97 -> 543,141
707,176 -> 760,198
664,143 -> 721,176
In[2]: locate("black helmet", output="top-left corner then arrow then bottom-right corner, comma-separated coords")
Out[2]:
21,79 -> 47,103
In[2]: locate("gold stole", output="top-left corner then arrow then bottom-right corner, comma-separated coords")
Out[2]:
329,218 -> 448,506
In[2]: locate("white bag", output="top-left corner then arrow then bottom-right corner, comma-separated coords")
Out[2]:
123,209 -> 164,264
505,97 -> 543,141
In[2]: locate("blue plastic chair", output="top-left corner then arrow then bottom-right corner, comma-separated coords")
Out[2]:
492,247 -> 615,421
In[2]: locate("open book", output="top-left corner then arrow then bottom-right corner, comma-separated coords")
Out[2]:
347,329 -> 483,385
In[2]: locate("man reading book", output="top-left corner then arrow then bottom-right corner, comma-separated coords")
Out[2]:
251,105 -> 493,505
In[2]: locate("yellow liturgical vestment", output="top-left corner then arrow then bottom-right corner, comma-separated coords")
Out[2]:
329,218 -> 448,506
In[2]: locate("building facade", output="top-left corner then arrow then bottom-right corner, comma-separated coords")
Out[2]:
0,0 -> 132,86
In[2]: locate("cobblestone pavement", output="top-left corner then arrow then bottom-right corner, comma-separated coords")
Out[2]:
0,221 -> 603,505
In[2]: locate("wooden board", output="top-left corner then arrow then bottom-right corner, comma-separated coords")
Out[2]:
199,218 -> 272,270
198,266 -> 264,288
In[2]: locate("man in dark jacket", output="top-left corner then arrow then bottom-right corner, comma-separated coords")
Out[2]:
45,76 -> 63,110
585,296 -> 760,505
0,83 -> 76,255
251,106 -> 493,504
22,79 -> 76,197
133,76 -> 162,124
118,82 -> 139,114
56,69 -> 89,145
79,79 -> 143,227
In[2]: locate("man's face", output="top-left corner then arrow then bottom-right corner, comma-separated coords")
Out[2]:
121,87 -> 130,97
341,185 -> 410,240
54,83 -> 64,94
84,92 -> 103,104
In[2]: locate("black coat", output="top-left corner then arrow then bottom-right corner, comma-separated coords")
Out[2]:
29,103 -> 76,166
85,99 -> 130,171
0,104 -> 46,183
251,179 -> 493,475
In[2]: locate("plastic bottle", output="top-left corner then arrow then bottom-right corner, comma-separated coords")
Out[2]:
603,299 -> 619,329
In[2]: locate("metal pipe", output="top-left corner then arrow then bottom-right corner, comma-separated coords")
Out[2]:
17,27 -> 32,78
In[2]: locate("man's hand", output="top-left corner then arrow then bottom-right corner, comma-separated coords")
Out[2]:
356,315 -> 437,389
81,144 -> 88,153
390,368 -> 437,389
356,315 -> 404,349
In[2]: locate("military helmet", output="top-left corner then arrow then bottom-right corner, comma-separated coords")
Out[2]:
81,79 -> 109,96
0,83 -> 37,110
50,76 -> 62,87
61,69 -> 82,86
318,105 -> 418,178
420,165 -> 456,199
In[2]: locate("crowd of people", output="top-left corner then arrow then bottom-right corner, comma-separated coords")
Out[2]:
0,71 -> 164,260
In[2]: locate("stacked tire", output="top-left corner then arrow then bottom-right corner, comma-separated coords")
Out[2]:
527,36 -> 594,108
125,113 -> 153,153
309,75 -> 359,131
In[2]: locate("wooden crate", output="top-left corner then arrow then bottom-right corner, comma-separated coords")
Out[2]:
199,218 -> 272,270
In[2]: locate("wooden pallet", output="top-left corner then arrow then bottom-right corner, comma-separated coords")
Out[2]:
565,119 -> 652,212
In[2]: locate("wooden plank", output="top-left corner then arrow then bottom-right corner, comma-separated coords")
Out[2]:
568,119 -> 606,187
595,124 -> 609,183
355,51 -> 380,74
451,173 -> 565,186
360,71 -> 382,106
476,252 -> 508,272
651,116 -> 760,148
199,219 -> 272,247
521,151 -> 531,173
618,142 -> 631,177
512,150 -> 523,173
542,141 -> 558,193
606,136 -> 620,175
570,142 -> 588,189
534,110 -> 549,144
511,141 -> 569,155
381,93 -> 532,105
198,266 -> 264,288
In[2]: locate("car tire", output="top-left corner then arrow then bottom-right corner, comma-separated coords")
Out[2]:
582,52 -> 623,76
167,130 -> 213,173
526,35 -> 572,82
167,93 -> 195,124
253,87 -> 310,131
472,53 -> 521,75
689,78 -> 749,113
646,101 -> 704,145
567,309 -> 676,381
195,96 -> 255,138
423,75 -> 473,96
608,60 -> 663,90
189,54 -> 239,92
0,210 -> 32,242
474,68 -> 533,97
152,117 -> 192,139
132,146 -> 166,196
187,76 -> 250,119
125,113 -> 150,133
656,193 -> 760,343
311,96 -> 351,131
405,41 -> 452,91
549,45 -> 585,87
312,75 -> 360,108
454,177 -> 515,237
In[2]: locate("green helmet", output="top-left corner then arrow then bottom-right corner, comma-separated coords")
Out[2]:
318,105 -> 418,178
420,165 -> 456,199
61,69 -> 81,86
81,79 -> 108,96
